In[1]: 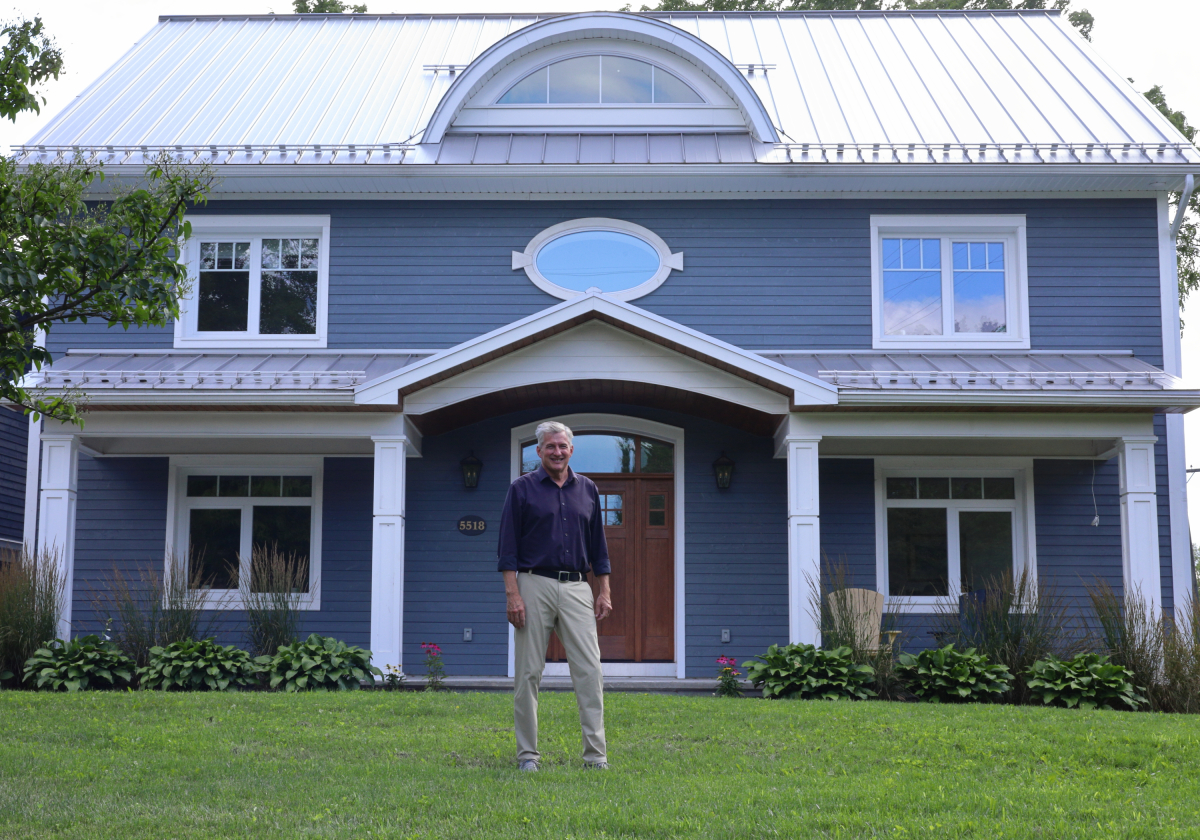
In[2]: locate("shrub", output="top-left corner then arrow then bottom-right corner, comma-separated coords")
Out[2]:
241,545 -> 310,657
257,633 -> 380,692
897,645 -> 1012,703
138,638 -> 260,691
1026,653 -> 1145,711
932,569 -> 1077,704
743,643 -> 875,700
90,554 -> 214,669
23,635 -> 135,691
0,546 -> 66,685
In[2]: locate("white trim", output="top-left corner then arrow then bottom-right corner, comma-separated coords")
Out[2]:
174,215 -> 331,350
421,12 -> 779,143
371,435 -> 408,673
872,457 -> 1034,614
507,413 -> 686,680
512,218 -> 683,302
355,292 -> 836,407
1118,436 -> 1163,619
870,214 -> 1030,351
23,413 -> 40,550
36,434 -> 79,638
1158,193 -> 1184,378
169,456 -> 324,611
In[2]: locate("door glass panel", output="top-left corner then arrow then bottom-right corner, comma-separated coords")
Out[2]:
647,493 -> 666,527
887,508 -> 948,596
600,494 -> 623,526
959,511 -> 1013,592
189,508 -> 241,589
640,438 -> 674,473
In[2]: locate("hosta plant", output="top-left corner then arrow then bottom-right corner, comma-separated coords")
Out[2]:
257,633 -> 381,692
1026,653 -> 1146,711
138,638 -> 260,691
743,643 -> 875,700
897,645 -> 1012,703
23,635 -> 135,691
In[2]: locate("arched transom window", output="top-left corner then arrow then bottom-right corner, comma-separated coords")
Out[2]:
498,55 -> 704,105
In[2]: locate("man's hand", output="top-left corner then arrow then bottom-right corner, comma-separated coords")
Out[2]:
594,574 -> 613,621
503,570 -> 526,629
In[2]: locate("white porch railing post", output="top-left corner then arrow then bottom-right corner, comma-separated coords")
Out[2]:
36,434 -> 79,640
785,436 -> 822,646
371,435 -> 407,673
1118,435 -> 1162,618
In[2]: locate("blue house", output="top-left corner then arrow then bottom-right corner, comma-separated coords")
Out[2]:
12,9 -> 1200,678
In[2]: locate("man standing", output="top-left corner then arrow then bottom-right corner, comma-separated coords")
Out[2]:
497,420 -> 612,771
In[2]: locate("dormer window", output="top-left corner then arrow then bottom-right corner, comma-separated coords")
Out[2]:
497,55 -> 703,105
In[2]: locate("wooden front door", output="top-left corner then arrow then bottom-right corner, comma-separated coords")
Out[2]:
547,476 -> 674,662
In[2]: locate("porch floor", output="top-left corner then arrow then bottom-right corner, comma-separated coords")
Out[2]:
405,676 -> 732,694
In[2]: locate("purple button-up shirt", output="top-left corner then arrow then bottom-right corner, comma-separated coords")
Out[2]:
496,465 -> 611,576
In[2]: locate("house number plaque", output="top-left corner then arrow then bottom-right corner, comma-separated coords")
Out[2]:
458,515 -> 486,536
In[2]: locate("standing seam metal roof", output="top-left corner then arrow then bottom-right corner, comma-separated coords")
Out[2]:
19,11 -> 1199,165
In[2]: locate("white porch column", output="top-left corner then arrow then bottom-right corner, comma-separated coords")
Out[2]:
36,434 -> 79,640
1118,436 -> 1162,618
785,435 -> 822,646
370,435 -> 407,673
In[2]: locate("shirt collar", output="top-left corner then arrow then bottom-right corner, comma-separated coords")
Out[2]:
533,465 -> 576,485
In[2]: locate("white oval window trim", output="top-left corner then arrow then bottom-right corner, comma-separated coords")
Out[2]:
511,218 -> 683,302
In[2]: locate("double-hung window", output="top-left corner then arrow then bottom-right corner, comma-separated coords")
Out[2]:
877,464 -> 1031,610
870,215 -> 1028,350
176,216 -> 330,348
173,461 -> 322,609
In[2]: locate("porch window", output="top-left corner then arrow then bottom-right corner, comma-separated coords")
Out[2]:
176,465 -> 322,609
881,472 -> 1022,602
521,433 -> 674,475
870,215 -> 1028,350
176,216 -> 330,349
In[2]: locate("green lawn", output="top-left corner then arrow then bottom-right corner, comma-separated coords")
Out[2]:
0,691 -> 1196,839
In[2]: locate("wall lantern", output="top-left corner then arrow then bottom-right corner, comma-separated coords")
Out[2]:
460,452 -> 483,489
712,452 -> 735,490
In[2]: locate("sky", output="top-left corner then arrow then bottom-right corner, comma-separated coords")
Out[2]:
7,0 -> 1200,533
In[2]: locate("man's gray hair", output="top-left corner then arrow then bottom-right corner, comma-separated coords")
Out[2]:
535,420 -> 574,446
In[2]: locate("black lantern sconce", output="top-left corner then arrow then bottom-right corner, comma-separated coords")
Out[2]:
460,452 -> 482,489
712,452 -> 735,490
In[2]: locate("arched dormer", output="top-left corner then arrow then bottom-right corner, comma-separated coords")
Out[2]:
422,12 -> 778,143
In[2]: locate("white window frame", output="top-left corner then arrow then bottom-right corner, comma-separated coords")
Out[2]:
167,456 -> 323,611
512,217 -> 683,302
870,214 -> 1029,350
174,215 -> 331,349
873,457 -> 1036,613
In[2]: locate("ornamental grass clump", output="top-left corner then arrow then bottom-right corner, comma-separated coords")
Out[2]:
743,643 -> 875,701
1161,597 -> 1200,715
1025,653 -> 1146,711
897,645 -> 1012,704
258,633 -> 380,692
240,546 -> 311,657
0,546 -> 65,685
23,635 -> 134,692
1088,581 -> 1165,709
138,638 -> 261,692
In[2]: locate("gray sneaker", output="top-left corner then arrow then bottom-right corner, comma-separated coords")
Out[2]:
518,759 -> 540,772
583,761 -> 609,770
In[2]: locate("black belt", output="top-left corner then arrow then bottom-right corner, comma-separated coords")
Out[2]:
526,568 -> 588,583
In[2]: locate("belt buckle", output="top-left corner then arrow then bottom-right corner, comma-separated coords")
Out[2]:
557,571 -> 571,582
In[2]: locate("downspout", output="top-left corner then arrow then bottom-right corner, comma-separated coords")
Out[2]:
1170,173 -> 1195,241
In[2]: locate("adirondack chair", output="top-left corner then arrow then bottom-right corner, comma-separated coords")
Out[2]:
826,588 -> 901,653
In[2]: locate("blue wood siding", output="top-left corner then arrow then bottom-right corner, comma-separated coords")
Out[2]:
71,456 -> 373,649
819,458 -> 876,590
0,407 -> 27,547
46,198 -> 1163,365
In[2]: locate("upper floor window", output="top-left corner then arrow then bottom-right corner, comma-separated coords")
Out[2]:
498,55 -> 704,105
176,215 -> 330,349
512,217 -> 683,302
870,215 -> 1029,350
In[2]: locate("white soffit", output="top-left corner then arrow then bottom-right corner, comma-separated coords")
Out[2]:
17,11 -> 1200,171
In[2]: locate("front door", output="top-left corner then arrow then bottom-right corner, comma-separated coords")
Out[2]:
534,433 -> 675,664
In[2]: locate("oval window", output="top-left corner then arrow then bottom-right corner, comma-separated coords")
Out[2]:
514,218 -> 682,301
536,231 -> 660,294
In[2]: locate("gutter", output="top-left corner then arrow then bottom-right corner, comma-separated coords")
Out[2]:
1170,173 -> 1195,240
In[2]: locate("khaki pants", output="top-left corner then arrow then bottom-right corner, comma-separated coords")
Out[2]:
514,571 -> 606,765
